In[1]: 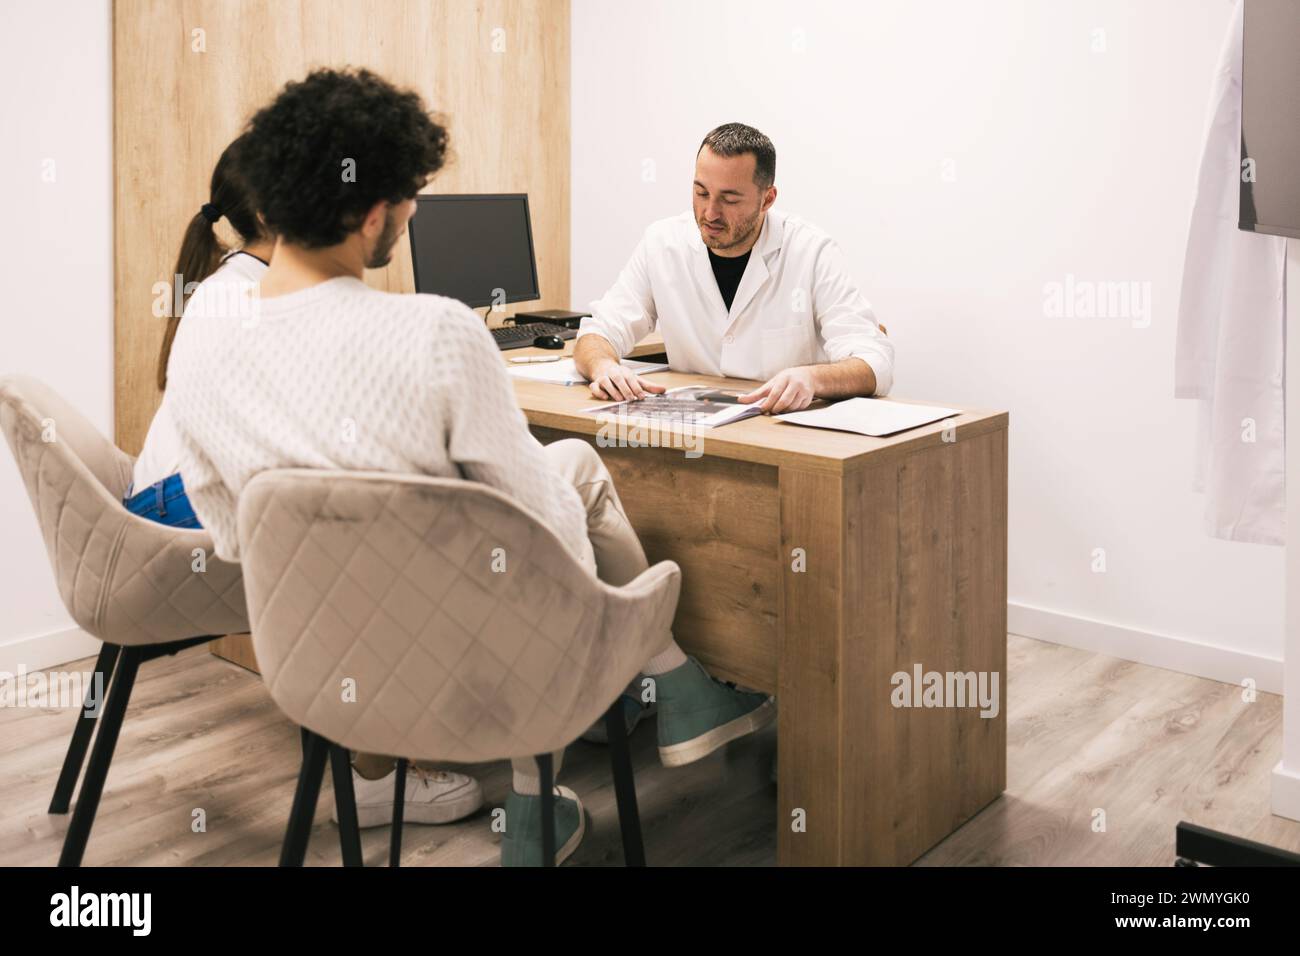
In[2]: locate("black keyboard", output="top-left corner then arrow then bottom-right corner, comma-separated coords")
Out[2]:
491,322 -> 578,350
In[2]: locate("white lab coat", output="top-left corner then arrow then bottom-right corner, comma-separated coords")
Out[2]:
579,208 -> 894,395
1175,0 -> 1287,545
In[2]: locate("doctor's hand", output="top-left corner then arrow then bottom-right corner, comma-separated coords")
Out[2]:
738,367 -> 818,414
588,359 -> 667,402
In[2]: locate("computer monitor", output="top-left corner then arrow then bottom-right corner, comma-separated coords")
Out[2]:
407,193 -> 540,308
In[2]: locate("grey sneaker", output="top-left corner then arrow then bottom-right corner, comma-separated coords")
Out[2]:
654,657 -> 776,767
499,786 -> 586,866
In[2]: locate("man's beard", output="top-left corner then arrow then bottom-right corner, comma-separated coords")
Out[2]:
700,206 -> 762,251
366,207 -> 402,269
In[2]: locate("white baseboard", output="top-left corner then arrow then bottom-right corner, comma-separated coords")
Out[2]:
1008,601 -> 1283,695
0,625 -> 101,677
1272,761 -> 1300,822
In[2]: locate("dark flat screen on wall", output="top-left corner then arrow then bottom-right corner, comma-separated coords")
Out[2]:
1240,0 -> 1300,239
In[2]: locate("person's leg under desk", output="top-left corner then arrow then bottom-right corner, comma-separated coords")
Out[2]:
353,752 -> 397,779
542,439 -> 686,674
539,438 -> 775,771
505,440 -> 690,797
510,750 -> 565,794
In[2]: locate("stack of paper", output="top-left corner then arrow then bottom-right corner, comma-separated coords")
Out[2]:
774,398 -> 960,437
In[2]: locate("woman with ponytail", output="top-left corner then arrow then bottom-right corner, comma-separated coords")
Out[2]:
124,135 -> 273,527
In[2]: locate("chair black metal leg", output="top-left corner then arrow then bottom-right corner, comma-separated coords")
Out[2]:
49,642 -> 120,815
604,699 -> 646,866
536,753 -> 556,867
57,645 -> 140,867
329,744 -> 363,867
280,730 -> 329,867
390,759 -> 407,867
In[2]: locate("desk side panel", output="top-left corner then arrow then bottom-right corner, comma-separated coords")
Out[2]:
777,468 -> 853,865
845,424 -> 1008,864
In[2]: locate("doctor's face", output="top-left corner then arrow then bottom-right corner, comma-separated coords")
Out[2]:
693,147 -> 775,255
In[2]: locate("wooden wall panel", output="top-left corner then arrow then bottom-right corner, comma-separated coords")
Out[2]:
114,0 -> 570,453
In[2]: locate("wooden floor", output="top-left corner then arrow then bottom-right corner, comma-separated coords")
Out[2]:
1,634 -> 1297,866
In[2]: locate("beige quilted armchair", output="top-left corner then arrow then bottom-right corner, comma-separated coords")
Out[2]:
237,468 -> 681,867
0,374 -> 248,867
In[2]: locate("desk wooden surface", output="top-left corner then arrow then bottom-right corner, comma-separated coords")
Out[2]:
506,334 -> 1008,475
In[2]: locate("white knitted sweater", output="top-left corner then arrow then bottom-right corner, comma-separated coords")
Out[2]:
165,276 -> 592,566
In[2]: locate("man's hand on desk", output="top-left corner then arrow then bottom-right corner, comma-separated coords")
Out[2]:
587,358 -> 668,402
575,332 -> 667,401
737,367 -> 817,413
739,358 -> 878,413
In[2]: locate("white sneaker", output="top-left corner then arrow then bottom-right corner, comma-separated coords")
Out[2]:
333,765 -> 484,828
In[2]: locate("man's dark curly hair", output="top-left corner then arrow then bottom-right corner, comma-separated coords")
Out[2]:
240,68 -> 449,248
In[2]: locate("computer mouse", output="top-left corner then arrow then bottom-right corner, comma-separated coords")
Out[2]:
533,334 -> 565,350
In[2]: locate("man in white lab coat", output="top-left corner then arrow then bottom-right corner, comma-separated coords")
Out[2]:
574,123 -> 895,413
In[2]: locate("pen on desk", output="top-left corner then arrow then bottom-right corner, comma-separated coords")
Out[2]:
509,355 -> 563,363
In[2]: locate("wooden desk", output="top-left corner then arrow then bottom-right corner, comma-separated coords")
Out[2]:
215,329 -> 1008,866
510,339 -> 1008,866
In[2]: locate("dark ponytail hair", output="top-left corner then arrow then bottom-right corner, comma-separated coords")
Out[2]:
157,135 -> 265,391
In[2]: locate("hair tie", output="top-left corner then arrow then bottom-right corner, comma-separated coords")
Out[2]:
200,202 -> 222,224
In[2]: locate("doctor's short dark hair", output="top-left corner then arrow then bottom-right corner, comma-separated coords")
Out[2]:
698,123 -> 776,190
240,68 -> 449,248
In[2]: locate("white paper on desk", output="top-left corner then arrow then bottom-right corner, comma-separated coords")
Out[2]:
774,398 -> 960,437
506,358 -> 669,385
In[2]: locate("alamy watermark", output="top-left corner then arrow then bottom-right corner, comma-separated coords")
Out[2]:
152,275 -> 263,328
1043,273 -> 1151,328
891,664 -> 1000,718
50,886 -> 151,935
0,665 -> 103,713
595,411 -> 704,459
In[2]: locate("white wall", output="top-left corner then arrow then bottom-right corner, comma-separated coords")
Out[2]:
572,0 -> 1285,686
0,0 -> 112,671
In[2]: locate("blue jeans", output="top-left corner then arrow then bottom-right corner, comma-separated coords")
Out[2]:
123,473 -> 203,529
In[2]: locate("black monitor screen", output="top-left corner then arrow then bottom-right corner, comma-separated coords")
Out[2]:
1240,0 -> 1300,239
408,194 -> 540,307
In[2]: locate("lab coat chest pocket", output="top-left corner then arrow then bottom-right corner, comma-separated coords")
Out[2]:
760,323 -> 815,379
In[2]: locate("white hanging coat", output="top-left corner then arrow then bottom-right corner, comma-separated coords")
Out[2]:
1175,0 -> 1287,545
